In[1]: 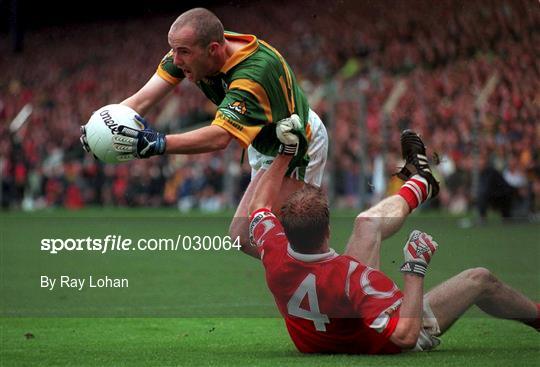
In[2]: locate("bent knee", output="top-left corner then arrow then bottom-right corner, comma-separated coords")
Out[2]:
464,267 -> 493,282
354,212 -> 381,229
463,267 -> 500,294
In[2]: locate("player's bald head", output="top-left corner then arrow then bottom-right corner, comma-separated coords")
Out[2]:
169,8 -> 225,47
280,186 -> 330,254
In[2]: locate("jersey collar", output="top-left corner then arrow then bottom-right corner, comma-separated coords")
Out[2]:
220,32 -> 259,74
287,244 -> 338,263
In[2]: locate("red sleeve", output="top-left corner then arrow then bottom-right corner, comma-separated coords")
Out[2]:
346,262 -> 403,340
249,208 -> 288,259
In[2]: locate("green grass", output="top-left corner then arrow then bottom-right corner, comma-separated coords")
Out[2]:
2,318 -> 538,367
1,209 -> 539,366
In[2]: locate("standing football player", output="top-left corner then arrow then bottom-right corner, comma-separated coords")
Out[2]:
79,8 -> 328,258
248,126 -> 539,353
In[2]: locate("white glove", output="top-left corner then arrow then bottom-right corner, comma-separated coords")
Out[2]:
276,114 -> 302,145
400,230 -> 438,277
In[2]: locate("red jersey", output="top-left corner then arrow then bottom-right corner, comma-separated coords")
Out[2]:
249,208 -> 403,354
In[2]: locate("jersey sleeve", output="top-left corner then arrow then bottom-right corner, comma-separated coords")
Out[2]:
248,208 -> 288,262
211,80 -> 272,148
156,50 -> 185,85
346,263 -> 403,339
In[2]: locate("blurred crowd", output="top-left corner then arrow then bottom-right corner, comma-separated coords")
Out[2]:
1,0 -> 538,218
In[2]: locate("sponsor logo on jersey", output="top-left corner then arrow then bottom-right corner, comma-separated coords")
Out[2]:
227,100 -> 247,115
230,120 -> 245,131
217,110 -> 243,128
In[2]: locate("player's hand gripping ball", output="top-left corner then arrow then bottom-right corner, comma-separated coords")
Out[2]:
80,104 -> 146,163
81,104 -> 166,163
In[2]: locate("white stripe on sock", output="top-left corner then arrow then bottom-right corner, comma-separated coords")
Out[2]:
404,182 -> 422,203
410,175 -> 429,201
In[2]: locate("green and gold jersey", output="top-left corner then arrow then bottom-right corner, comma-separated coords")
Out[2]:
156,31 -> 312,164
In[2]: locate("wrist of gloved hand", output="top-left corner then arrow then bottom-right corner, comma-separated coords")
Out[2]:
278,143 -> 299,156
400,261 -> 428,277
112,125 -> 167,159
139,130 -> 166,158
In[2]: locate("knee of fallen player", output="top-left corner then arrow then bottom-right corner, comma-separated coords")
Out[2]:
354,212 -> 381,232
464,267 -> 500,296
389,321 -> 421,350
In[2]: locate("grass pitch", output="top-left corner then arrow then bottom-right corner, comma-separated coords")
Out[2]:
1,209 -> 539,366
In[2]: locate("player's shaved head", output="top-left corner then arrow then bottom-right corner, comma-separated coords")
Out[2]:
280,186 -> 330,254
170,8 -> 225,47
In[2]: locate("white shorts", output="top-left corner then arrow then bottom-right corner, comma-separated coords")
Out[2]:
411,297 -> 442,352
248,109 -> 328,187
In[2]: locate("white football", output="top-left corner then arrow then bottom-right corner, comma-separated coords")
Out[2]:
84,104 -> 144,163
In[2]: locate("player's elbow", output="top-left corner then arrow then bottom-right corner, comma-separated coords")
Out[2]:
228,217 -> 260,259
213,135 -> 231,150
211,129 -> 233,150
390,324 -> 419,350
391,333 -> 418,350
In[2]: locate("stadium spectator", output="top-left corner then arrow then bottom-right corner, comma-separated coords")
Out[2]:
477,153 -> 515,221
1,0 -> 537,218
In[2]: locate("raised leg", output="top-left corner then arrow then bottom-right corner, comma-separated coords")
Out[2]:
344,195 -> 410,269
345,130 -> 439,269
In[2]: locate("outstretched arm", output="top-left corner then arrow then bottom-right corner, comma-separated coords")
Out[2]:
121,74 -> 176,116
110,117 -> 233,159
165,125 -> 232,154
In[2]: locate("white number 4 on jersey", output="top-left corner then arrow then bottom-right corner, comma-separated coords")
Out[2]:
287,273 -> 330,332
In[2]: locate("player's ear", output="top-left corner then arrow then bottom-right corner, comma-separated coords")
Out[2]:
207,42 -> 220,56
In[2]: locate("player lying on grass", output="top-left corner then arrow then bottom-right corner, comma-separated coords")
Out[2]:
248,124 -> 539,353
79,8 -> 327,258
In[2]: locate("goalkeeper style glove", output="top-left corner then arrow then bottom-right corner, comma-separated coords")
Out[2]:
400,230 -> 438,277
112,115 -> 166,159
276,114 -> 305,156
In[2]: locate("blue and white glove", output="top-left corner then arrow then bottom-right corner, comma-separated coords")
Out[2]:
400,230 -> 438,277
112,115 -> 166,159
